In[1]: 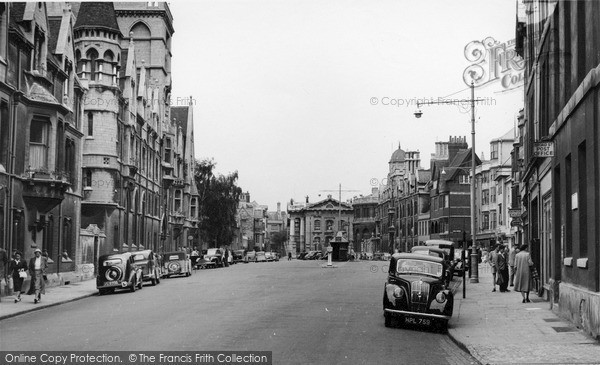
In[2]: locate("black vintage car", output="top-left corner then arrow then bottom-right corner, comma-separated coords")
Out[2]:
97,252 -> 143,295
163,251 -> 192,277
132,250 -> 162,286
383,253 -> 454,330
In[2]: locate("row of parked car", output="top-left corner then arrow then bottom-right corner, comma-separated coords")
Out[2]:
196,248 -> 281,268
97,250 -> 192,295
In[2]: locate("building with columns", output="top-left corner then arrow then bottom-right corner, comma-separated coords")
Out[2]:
288,195 -> 352,255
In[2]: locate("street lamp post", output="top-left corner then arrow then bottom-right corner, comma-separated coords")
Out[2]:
414,81 -> 481,284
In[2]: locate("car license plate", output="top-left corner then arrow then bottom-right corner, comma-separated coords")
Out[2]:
103,281 -> 119,287
404,317 -> 431,326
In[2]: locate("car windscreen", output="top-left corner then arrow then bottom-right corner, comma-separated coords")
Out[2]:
412,249 -> 443,258
396,259 -> 443,278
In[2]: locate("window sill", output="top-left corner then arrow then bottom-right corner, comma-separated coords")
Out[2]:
563,257 -> 573,267
576,258 -> 588,269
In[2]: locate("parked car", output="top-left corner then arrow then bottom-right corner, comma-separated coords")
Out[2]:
265,252 -> 274,261
411,246 -> 453,285
163,251 -> 192,277
245,250 -> 256,263
203,248 -> 224,267
425,240 -> 464,277
255,251 -> 267,262
297,252 -> 308,260
97,252 -> 143,295
271,252 -> 280,261
132,249 -> 162,286
383,253 -> 454,330
233,250 -> 245,264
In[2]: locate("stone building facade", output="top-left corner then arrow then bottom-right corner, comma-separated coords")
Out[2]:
74,1 -> 197,260
352,188 -> 378,253
515,0 -> 600,339
0,2 -> 85,289
0,2 -> 197,297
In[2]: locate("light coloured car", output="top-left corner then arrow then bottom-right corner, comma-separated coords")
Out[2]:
256,251 -> 267,262
163,251 -> 192,277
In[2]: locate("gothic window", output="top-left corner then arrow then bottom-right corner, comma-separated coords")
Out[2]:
86,48 -> 99,81
87,113 -> 93,136
174,189 -> 182,212
190,198 -> 197,218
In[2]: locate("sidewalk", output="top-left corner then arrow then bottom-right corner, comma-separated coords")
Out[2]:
448,264 -> 600,365
0,278 -> 97,321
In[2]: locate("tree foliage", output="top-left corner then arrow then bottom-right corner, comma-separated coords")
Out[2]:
269,230 -> 288,251
194,159 -> 242,248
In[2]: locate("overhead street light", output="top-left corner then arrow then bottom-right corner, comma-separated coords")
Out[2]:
413,81 -> 482,285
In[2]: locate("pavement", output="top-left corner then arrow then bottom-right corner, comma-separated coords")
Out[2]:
1,263 -> 600,364
448,264 -> 600,365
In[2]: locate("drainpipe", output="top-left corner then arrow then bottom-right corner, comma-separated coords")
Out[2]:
7,92 -> 22,256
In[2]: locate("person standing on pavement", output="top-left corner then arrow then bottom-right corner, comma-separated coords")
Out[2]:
490,245 -> 499,292
497,245 -> 510,292
28,248 -> 48,304
514,244 -> 533,303
9,252 -> 28,303
508,245 -> 519,287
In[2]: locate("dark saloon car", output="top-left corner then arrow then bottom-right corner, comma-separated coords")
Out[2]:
203,248 -> 224,267
383,253 -> 454,330
97,252 -> 143,295
132,250 -> 162,286
233,250 -> 245,264
163,251 -> 192,277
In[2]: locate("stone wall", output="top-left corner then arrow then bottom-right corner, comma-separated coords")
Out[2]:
557,282 -> 600,341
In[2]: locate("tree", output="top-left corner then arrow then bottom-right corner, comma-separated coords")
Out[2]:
270,230 -> 288,252
194,159 -> 242,248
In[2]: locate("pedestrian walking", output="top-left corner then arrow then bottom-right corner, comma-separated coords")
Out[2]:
191,247 -> 200,268
9,251 -> 28,303
497,245 -> 510,292
508,244 -> 518,286
489,245 -> 499,292
28,248 -> 48,304
287,252 -> 292,261
514,244 -> 533,303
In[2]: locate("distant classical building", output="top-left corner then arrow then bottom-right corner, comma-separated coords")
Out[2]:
288,195 -> 352,254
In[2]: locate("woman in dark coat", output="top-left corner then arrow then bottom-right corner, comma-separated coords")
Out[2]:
9,251 -> 28,302
496,245 -> 510,292
28,248 -> 48,304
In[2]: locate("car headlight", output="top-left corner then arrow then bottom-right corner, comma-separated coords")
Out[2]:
435,292 -> 446,303
393,287 -> 403,298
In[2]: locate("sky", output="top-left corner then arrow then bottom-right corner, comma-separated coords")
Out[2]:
169,0 -> 524,211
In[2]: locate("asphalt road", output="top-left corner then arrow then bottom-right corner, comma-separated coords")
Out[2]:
0,259 -> 477,364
